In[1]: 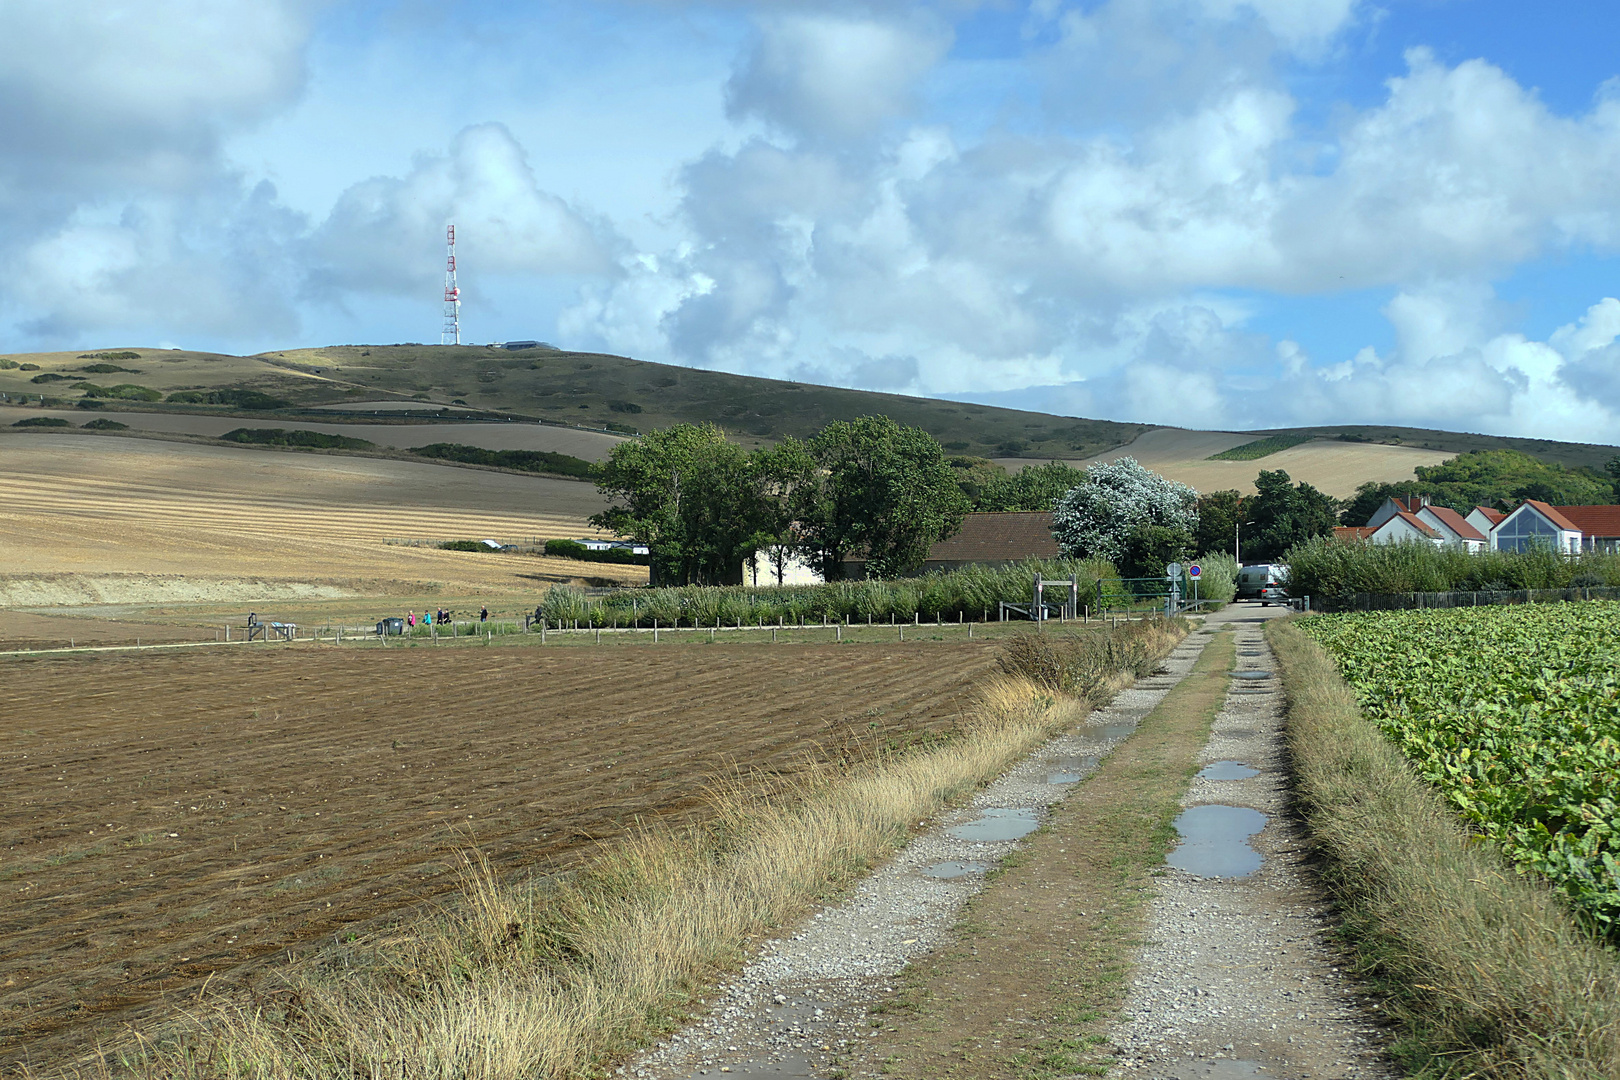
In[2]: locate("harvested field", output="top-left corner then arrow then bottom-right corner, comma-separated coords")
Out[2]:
0,611 -> 217,650
0,433 -> 639,599
0,640 -> 998,1067
995,427 -> 1454,497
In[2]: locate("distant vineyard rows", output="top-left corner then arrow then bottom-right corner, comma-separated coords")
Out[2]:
1303,602 -> 1620,937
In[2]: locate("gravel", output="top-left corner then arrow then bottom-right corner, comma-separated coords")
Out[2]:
621,610 -> 1394,1080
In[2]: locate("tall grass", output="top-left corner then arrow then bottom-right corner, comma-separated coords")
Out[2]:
536,558 -> 1129,629
1270,620 -> 1620,1079
98,622 -> 1187,1080
1285,535 -> 1620,599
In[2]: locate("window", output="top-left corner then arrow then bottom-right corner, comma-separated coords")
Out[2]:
1495,510 -> 1563,553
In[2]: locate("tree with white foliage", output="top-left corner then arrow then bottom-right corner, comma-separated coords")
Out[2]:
1051,458 -> 1199,574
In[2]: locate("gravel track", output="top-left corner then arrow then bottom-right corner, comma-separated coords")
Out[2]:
620,608 -> 1395,1080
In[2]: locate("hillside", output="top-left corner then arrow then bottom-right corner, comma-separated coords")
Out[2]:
5,344 -> 1618,485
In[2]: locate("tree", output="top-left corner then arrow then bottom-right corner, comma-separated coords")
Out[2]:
1194,489 -> 1251,557
1342,449 -> 1613,524
975,461 -> 1089,512
795,416 -> 968,579
1245,469 -> 1337,563
590,423 -> 774,585
1050,457 -> 1198,567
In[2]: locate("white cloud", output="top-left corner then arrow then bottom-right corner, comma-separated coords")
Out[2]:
726,12 -> 952,140
310,124 -> 618,297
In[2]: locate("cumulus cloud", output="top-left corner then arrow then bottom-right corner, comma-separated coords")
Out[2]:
726,12 -> 951,140
309,124 -> 619,297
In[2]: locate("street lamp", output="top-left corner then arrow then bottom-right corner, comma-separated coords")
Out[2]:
1235,520 -> 1256,565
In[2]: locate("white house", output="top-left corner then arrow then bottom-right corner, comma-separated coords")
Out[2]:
1366,496 -> 1487,552
1367,508 -> 1444,547
1489,500 -> 1583,554
1466,505 -> 1506,538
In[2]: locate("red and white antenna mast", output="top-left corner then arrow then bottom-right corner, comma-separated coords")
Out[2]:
441,224 -> 461,345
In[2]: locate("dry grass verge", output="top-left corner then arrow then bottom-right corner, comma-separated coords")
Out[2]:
79,623 -> 1188,1080
1269,619 -> 1620,1079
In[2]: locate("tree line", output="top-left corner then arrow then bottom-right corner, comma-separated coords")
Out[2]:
590,417 -> 1344,584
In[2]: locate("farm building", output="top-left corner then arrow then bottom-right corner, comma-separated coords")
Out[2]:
836,511 -> 1062,579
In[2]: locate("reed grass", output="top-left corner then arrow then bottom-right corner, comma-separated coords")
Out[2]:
1269,619 -> 1620,1079
87,622 -> 1187,1080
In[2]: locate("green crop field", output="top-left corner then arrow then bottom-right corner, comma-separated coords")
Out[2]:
1302,603 -> 1620,936
1204,433 -> 1315,460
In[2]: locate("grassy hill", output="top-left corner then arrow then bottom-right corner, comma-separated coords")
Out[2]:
5,343 -> 1618,472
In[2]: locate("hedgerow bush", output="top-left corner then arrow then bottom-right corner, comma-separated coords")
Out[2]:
1285,536 -> 1620,599
531,558 -> 1128,628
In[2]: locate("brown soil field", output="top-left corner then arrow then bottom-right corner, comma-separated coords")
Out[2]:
0,640 -> 997,1067
996,427 -> 1453,497
0,433 -> 641,602
0,612 -> 219,651
8,406 -> 626,461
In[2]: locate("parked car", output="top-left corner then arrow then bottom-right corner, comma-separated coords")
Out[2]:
1236,563 -> 1289,604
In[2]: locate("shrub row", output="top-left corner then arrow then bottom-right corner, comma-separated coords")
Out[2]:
221,427 -> 375,450
1285,535 -> 1620,598
543,538 -> 649,564
407,442 -> 595,479
166,388 -> 291,409
530,559 -> 1133,629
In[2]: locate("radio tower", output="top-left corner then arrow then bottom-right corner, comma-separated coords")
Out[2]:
441,224 -> 461,345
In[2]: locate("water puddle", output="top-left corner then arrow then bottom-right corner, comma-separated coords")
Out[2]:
947,808 -> 1039,842
1163,1061 -> 1266,1080
1045,754 -> 1099,783
1231,670 -> 1272,680
1166,804 -> 1267,877
1198,760 -> 1259,780
1076,722 -> 1137,744
922,860 -> 990,879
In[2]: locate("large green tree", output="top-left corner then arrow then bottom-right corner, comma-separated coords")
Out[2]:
796,416 -> 968,579
1342,449 -> 1614,524
1194,489 -> 1251,557
975,460 -> 1089,512
590,423 -> 775,585
1247,469 -> 1337,563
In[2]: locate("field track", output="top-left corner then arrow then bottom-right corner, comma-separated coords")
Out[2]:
0,641 -> 996,1066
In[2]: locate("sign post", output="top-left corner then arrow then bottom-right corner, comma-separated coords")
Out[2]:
1165,562 -> 1182,615
1188,563 -> 1202,608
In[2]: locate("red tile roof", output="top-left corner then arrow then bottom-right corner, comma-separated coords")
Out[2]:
1334,526 -> 1375,541
1553,505 -> 1620,538
925,511 -> 1062,563
1472,506 -> 1506,525
1424,505 -> 1485,541
1375,511 -> 1441,540
1522,499 -> 1581,532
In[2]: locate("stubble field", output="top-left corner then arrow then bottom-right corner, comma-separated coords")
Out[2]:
0,639 -> 997,1067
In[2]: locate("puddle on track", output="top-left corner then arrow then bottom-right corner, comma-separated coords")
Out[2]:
1230,670 -> 1273,680
947,808 -> 1039,842
1076,722 -> 1137,743
1045,754 -> 1099,783
1161,1061 -> 1267,1080
922,861 -> 991,879
1166,804 -> 1267,877
1198,760 -> 1260,780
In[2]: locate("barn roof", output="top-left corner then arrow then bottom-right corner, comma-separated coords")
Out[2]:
926,511 -> 1062,563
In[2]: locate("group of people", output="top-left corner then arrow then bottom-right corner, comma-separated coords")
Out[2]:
402,606 -> 491,631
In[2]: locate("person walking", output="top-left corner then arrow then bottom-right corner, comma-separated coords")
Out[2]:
407,611 -> 416,629
480,605 -> 489,623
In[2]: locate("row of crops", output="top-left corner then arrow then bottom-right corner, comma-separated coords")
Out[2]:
536,555 -> 1238,629
1302,602 -> 1620,937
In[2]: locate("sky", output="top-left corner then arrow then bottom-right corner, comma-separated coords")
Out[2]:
4,0 -> 1620,441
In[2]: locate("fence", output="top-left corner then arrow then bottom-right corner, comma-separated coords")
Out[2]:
1316,585 -> 1620,614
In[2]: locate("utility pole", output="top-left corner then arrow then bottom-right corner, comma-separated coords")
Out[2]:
441,224 -> 461,345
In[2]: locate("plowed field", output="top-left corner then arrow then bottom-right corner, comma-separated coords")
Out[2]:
0,641 -> 997,1066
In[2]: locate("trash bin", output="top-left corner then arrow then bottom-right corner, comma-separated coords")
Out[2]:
377,617 -> 405,636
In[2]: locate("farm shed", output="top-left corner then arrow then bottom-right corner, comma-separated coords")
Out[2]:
837,511 -> 1062,578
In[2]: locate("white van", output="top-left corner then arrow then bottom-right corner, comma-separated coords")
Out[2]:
1235,564 -> 1289,604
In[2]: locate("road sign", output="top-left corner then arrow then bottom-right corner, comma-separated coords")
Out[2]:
1188,563 -> 1202,579
1165,562 -> 1182,579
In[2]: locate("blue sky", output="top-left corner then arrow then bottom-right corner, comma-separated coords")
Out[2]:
4,1 -> 1620,441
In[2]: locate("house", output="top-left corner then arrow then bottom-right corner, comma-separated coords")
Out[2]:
1333,526 -> 1375,542
1365,496 -> 1487,551
1367,508 -> 1444,547
1548,505 -> 1620,554
808,511 -> 1064,582
1466,505 -> 1506,538
1489,500 -> 1583,554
